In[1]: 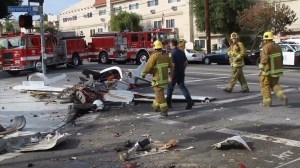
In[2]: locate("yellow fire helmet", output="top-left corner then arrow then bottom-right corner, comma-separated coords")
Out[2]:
153,40 -> 163,49
230,32 -> 238,39
263,31 -> 274,40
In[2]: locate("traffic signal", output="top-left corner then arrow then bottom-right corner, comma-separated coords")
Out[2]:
19,15 -> 33,29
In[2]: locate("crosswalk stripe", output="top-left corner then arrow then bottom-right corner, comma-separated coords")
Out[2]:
216,128 -> 300,148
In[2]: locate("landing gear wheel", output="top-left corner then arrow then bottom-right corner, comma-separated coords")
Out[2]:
136,52 -> 148,65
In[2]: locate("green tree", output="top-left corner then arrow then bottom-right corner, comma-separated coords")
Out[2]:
110,11 -> 143,32
191,0 -> 250,37
0,0 -> 23,19
35,22 -> 58,35
237,2 -> 297,35
4,19 -> 15,32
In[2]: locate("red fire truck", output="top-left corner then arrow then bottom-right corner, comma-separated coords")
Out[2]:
0,32 -> 91,75
88,28 -> 176,64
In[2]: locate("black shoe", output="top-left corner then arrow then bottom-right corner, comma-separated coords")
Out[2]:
223,88 -> 232,93
240,89 -> 249,93
186,102 -> 194,110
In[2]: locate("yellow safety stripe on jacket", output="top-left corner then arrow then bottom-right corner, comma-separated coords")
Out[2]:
160,102 -> 168,108
156,63 -> 169,86
269,53 -> 283,75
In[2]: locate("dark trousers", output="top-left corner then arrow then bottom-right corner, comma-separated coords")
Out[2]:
166,77 -> 192,105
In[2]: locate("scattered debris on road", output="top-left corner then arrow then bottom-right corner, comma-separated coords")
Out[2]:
119,138 -> 192,161
212,136 -> 252,151
0,116 -> 26,135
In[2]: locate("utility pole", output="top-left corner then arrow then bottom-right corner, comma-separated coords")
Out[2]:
204,0 -> 211,53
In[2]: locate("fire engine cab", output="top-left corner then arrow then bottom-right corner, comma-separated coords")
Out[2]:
0,32 -> 90,75
88,28 -> 176,64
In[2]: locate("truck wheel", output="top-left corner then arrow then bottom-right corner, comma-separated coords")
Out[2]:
204,58 -> 211,65
67,55 -> 80,68
7,71 -> 21,76
99,52 -> 111,64
72,55 -> 80,66
34,61 -> 43,72
136,52 -> 149,65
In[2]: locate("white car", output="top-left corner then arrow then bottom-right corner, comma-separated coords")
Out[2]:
184,49 -> 204,62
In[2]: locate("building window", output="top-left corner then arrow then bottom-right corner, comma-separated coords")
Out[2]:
72,16 -> 77,20
99,10 -> 106,16
98,28 -> 103,33
147,0 -> 158,7
90,29 -> 95,36
168,0 -> 180,3
154,21 -> 162,28
84,12 -> 92,18
129,3 -> 139,10
166,19 -> 175,28
113,6 -> 122,13
195,39 -> 206,49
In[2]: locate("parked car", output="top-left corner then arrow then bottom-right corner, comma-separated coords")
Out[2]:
245,50 -> 260,65
184,49 -> 204,63
203,48 -> 260,65
278,43 -> 300,66
203,48 -> 229,65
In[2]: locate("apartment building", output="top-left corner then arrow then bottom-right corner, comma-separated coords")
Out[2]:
59,0 -> 197,44
59,0 -> 300,50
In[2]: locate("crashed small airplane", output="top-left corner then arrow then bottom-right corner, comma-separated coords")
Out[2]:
81,61 -> 150,90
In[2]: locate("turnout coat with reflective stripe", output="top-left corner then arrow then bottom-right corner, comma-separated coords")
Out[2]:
227,42 -> 246,68
142,51 -> 171,87
259,42 -> 284,77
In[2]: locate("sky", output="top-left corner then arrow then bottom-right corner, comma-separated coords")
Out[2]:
13,0 -> 80,19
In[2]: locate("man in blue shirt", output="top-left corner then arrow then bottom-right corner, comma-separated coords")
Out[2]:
166,39 -> 194,109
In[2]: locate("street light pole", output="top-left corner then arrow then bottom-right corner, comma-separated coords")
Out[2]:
204,0 -> 211,53
39,4 -> 46,74
29,0 -> 46,74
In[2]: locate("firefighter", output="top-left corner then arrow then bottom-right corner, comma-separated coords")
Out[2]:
141,40 -> 173,116
223,32 -> 249,93
259,31 -> 288,107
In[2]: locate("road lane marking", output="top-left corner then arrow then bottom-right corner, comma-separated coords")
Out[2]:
274,157 -> 300,168
216,128 -> 300,147
214,88 -> 296,104
185,73 -> 258,83
185,72 -> 229,76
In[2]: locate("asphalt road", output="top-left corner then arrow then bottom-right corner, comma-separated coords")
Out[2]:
0,61 -> 300,168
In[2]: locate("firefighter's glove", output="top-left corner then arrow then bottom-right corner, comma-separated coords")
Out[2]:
258,70 -> 262,76
233,57 -> 238,62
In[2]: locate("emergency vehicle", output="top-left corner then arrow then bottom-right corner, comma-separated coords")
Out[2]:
278,43 -> 300,67
88,28 -> 176,64
0,32 -> 91,75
